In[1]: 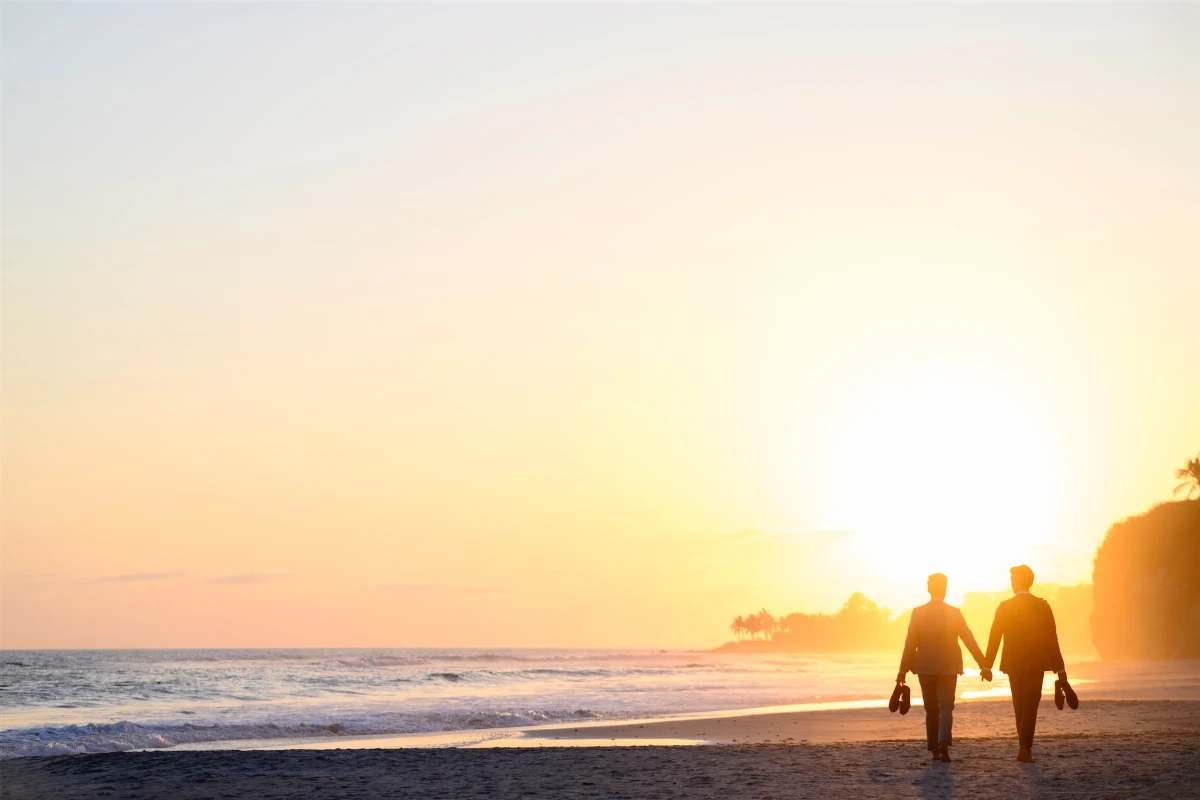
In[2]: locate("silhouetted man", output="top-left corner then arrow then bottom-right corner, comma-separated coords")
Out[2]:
983,565 -> 1067,763
897,573 -> 988,762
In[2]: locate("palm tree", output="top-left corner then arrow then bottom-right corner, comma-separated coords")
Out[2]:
1175,453 -> 1200,500
755,609 -> 777,641
729,615 -> 746,641
779,612 -> 806,636
744,614 -> 762,641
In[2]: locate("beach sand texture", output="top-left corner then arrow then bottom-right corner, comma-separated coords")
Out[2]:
4,700 -> 1198,799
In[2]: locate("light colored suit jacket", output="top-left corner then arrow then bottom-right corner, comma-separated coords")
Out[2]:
899,599 -> 986,676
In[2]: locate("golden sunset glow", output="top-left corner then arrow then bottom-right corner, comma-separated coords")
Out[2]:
828,363 -> 1062,594
3,4 -> 1198,650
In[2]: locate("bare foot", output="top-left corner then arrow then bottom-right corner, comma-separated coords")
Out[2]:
937,742 -> 952,763
1018,747 -> 1034,763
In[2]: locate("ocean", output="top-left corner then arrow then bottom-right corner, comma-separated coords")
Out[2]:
0,648 -> 901,758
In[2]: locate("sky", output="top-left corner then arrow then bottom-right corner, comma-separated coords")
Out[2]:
2,4 -> 1198,649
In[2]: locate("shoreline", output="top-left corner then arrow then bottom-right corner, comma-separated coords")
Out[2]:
152,668 -> 1200,754
5,657 -> 1198,761
518,697 -> 1200,747
79,697 -> 1199,765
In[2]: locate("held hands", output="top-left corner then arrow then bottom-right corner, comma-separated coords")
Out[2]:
980,668 -> 993,682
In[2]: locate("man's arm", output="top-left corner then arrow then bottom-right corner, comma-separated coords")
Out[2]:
957,610 -> 986,667
897,614 -> 919,682
1045,602 -> 1066,677
983,604 -> 1004,670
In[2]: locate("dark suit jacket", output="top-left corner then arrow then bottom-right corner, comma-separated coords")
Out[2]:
984,592 -> 1065,674
898,599 -> 985,676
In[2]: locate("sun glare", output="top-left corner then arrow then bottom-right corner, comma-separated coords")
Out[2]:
827,365 -> 1063,594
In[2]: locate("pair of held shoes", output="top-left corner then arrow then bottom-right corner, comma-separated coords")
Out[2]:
888,682 -> 911,715
1054,678 -> 1079,710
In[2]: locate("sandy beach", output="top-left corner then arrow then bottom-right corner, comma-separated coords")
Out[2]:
5,699 -> 1198,799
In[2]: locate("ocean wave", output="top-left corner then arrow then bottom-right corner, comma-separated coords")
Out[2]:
336,657 -> 433,668
335,663 -> 755,682
409,652 -> 654,664
0,649 -> 908,759
294,651 -> 695,670
0,708 -> 613,760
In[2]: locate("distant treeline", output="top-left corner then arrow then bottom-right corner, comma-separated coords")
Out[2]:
718,585 -> 1096,657
719,593 -> 909,654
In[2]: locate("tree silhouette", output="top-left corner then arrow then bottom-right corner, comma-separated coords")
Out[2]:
779,612 -> 805,635
724,596 -> 905,651
729,615 -> 746,641
754,609 -> 777,640
1174,453 -> 1200,500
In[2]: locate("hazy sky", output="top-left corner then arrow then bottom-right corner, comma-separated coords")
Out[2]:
3,4 -> 1198,648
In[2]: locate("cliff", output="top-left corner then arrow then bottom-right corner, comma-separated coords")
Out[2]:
1091,500 -> 1200,660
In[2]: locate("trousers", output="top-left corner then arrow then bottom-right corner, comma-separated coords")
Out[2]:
1007,671 -> 1045,749
917,673 -> 957,751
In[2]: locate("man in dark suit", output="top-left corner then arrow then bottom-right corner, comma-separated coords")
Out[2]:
897,573 -> 988,762
983,564 -> 1068,763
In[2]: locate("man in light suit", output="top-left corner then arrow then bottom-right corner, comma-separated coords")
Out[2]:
897,573 -> 989,762
983,564 -> 1067,763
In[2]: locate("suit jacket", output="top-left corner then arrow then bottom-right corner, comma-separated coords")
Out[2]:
899,599 -> 986,676
984,592 -> 1066,674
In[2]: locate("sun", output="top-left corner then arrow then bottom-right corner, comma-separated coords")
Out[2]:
826,364 -> 1063,595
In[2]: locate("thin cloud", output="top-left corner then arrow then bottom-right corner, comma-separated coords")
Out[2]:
377,584 -> 504,596
101,571 -> 189,583
208,573 -> 290,585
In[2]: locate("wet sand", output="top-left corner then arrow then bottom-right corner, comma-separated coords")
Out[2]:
522,697 -> 1200,746
4,700 -> 1198,799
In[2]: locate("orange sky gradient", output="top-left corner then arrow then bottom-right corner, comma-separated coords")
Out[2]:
3,4 -> 1198,648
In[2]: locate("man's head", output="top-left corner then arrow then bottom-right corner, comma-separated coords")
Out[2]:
927,572 -> 948,600
1010,564 -> 1035,593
